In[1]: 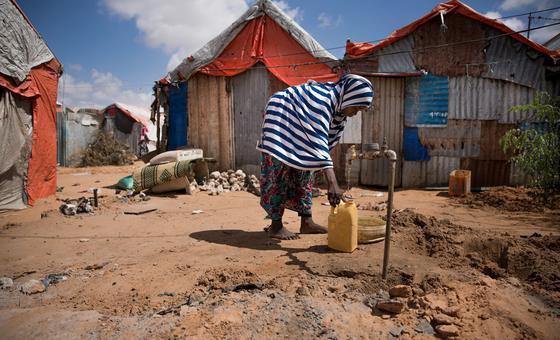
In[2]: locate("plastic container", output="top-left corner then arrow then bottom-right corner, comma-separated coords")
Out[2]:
328,201 -> 358,252
358,216 -> 386,244
449,170 -> 471,197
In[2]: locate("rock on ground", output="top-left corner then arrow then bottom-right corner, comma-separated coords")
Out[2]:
20,279 -> 46,294
376,300 -> 405,314
0,277 -> 13,289
436,324 -> 460,337
389,284 -> 412,298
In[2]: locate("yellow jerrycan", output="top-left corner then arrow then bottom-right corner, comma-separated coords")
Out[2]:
328,201 -> 358,252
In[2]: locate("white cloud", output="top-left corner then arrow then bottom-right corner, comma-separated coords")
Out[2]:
485,11 -> 525,32
103,0 -> 248,70
317,12 -> 342,29
529,9 -> 560,43
485,9 -> 560,43
272,1 -> 304,22
68,63 -> 82,72
58,70 -> 152,111
500,0 -> 537,11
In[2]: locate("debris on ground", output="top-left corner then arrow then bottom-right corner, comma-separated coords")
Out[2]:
41,274 -> 68,288
20,279 -> 46,294
85,262 -> 109,270
124,208 -> 157,215
191,210 -> 204,215
82,132 -> 136,166
199,169 -> 260,196
59,197 -> 95,216
0,277 -> 13,289
453,186 -> 560,212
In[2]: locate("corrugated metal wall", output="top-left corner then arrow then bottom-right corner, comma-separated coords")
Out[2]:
449,76 -> 536,122
418,120 -> 481,158
402,156 -> 460,187
405,74 -> 449,127
360,77 -> 404,187
376,36 -> 416,73
64,112 -> 102,166
232,67 -> 271,175
187,73 -> 234,170
104,117 -> 142,157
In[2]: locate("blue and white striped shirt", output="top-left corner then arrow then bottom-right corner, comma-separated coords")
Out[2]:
257,74 -> 374,170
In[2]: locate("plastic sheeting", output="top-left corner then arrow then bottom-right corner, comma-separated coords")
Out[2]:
0,0 -> 56,83
345,0 -> 557,61
0,89 -> 32,209
167,0 -> 337,86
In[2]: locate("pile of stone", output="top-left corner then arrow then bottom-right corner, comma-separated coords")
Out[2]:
82,132 -> 135,166
199,170 -> 260,196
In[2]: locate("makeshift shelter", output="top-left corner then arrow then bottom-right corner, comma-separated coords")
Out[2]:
155,0 -> 339,174
340,0 -> 559,188
102,103 -> 151,157
0,0 -> 62,209
57,108 -> 103,167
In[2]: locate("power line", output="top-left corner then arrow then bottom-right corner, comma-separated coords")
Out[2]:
495,5 -> 560,20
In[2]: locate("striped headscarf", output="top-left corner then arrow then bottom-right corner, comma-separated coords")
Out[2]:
257,74 -> 373,171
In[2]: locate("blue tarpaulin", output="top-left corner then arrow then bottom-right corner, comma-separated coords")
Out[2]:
403,127 -> 431,161
167,82 -> 188,150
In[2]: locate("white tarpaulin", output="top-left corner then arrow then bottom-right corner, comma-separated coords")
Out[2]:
0,0 -> 55,82
167,0 -> 337,82
0,89 -> 33,209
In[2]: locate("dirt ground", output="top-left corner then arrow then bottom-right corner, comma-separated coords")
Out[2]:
0,163 -> 559,339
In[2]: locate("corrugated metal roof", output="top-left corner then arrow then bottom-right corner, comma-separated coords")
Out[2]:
402,156 -> 460,187
405,74 -> 449,127
448,76 -> 535,123
418,119 -> 481,158
482,29 -> 547,90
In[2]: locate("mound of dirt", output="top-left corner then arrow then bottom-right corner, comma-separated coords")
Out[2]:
454,186 -> 560,212
82,132 -> 136,167
391,209 -> 560,296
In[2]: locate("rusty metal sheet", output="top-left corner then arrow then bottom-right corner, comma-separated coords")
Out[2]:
449,76 -> 535,123
509,162 -> 531,186
412,13 -> 486,77
482,27 -> 547,90
418,119 -> 481,158
360,77 -> 405,187
479,121 -> 515,160
460,158 -> 510,187
375,35 -> 416,74
402,156 -> 460,188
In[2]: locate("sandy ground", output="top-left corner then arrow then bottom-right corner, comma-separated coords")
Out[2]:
0,163 -> 559,339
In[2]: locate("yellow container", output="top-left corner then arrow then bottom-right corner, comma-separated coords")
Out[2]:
328,201 -> 358,253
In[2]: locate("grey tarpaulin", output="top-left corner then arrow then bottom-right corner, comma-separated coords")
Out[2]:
0,0 -> 55,83
167,0 -> 337,82
0,89 -> 33,209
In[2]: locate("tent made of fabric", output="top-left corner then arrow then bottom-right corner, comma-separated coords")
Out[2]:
165,0 -> 339,86
0,0 -> 62,209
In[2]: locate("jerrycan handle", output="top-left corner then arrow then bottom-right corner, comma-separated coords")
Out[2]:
330,204 -> 338,215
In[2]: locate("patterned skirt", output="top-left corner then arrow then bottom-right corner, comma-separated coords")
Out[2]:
260,153 -> 314,221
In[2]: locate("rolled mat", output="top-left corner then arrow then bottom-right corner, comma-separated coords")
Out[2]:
133,160 -> 192,192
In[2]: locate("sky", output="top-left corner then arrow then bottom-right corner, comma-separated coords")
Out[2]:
17,0 -> 560,113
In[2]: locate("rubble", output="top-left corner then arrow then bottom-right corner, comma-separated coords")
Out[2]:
376,300 -> 406,314
20,279 -> 46,294
82,132 -> 136,166
59,197 -> 95,216
435,324 -> 460,337
0,277 -> 13,289
389,284 -> 412,298
198,169 -> 260,196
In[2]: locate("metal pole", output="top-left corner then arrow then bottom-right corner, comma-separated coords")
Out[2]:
382,160 -> 396,279
527,13 -> 532,39
93,188 -> 98,207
